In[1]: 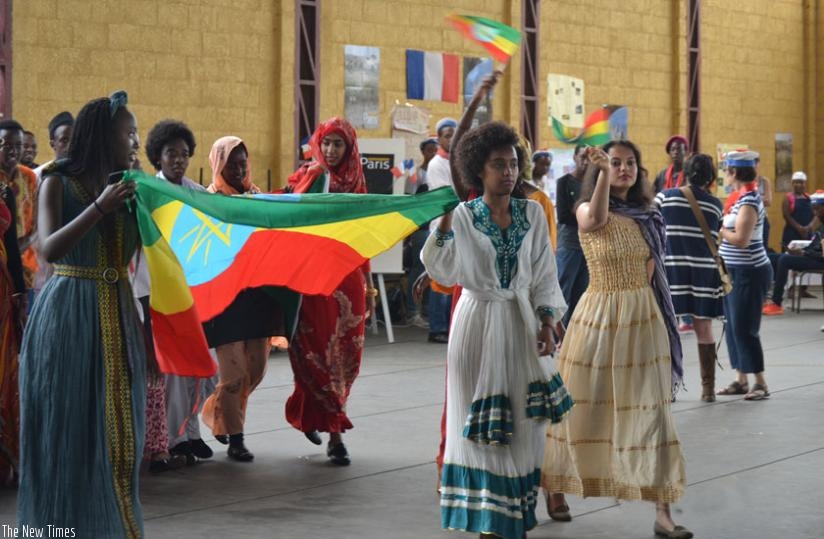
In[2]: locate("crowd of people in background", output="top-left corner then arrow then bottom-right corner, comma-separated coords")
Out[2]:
0,81 -> 820,539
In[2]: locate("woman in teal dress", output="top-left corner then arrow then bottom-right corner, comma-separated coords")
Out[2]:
17,92 -> 146,538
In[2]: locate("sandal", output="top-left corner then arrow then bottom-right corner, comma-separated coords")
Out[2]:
717,380 -> 748,395
744,383 -> 770,401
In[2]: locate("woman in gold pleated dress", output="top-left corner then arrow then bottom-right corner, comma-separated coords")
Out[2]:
542,141 -> 692,539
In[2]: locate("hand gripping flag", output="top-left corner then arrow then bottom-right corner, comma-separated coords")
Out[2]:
130,171 -> 459,376
446,14 -> 522,63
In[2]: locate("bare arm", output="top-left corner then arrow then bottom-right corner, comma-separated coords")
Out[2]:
720,205 -> 758,248
576,147 -> 610,233
437,211 -> 453,234
449,70 -> 502,201
38,175 -> 136,263
761,176 -> 773,207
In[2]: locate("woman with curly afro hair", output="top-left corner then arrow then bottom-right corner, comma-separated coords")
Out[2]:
422,121 -> 570,539
133,120 -> 217,468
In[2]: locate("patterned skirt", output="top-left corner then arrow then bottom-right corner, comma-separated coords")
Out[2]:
441,292 -> 572,539
542,286 -> 685,502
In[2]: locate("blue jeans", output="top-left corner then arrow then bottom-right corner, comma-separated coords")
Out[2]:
771,253 -> 824,306
405,228 -> 429,315
555,247 -> 589,327
428,290 -> 452,334
723,264 -> 772,373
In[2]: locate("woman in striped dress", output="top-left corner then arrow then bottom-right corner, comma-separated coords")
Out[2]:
655,154 -> 724,402
716,150 -> 772,401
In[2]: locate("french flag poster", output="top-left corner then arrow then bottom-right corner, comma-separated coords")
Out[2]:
406,50 -> 460,103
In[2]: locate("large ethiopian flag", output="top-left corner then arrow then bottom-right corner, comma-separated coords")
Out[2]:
130,171 -> 458,376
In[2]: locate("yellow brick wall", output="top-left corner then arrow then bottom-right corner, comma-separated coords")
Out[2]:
702,0 -> 809,243
317,0 -> 522,144
541,0 -> 815,249
541,0 -> 686,171
13,0 -> 283,189
11,0 -> 822,218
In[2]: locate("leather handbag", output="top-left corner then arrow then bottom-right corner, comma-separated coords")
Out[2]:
680,187 -> 734,295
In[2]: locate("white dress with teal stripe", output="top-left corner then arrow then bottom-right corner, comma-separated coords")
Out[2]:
422,198 -> 572,539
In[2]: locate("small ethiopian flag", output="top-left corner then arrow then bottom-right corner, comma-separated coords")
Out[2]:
447,14 -> 522,63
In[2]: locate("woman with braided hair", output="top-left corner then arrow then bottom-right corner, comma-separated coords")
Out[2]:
17,92 -> 146,537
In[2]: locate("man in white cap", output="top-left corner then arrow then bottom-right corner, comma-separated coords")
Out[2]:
781,171 -> 813,250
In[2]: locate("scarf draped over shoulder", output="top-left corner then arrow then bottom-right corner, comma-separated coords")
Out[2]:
288,117 -> 366,195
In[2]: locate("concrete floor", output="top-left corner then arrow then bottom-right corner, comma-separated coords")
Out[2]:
1,303 -> 823,538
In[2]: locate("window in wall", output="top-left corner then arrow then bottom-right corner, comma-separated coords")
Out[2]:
520,0 -> 540,149
295,0 -> 320,167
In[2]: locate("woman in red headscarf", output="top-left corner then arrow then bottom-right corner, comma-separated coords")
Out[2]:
285,117 -> 376,466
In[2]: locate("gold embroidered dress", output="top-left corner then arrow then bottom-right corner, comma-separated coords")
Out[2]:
18,175 -> 146,537
542,214 -> 686,502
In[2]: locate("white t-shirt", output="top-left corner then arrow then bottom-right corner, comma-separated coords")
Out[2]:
426,154 -> 453,232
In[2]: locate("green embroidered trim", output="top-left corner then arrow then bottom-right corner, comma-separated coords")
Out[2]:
467,198 -> 531,288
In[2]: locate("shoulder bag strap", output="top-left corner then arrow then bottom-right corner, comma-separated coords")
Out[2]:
679,186 -> 720,258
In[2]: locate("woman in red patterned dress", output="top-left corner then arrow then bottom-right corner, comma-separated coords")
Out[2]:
285,117 -> 376,465
0,185 -> 24,485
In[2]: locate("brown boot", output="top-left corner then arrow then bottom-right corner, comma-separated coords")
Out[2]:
697,343 -> 717,402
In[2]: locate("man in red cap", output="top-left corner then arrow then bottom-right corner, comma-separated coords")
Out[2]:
653,135 -> 689,193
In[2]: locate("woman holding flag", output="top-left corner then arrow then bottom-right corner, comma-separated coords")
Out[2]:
18,92 -> 147,537
201,136 -> 283,463
285,117 -> 376,466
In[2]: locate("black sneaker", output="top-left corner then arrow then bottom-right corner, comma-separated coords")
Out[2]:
189,438 -> 214,460
327,442 -> 350,466
227,443 -> 254,462
170,441 -> 196,466
304,431 -> 323,445
428,333 -> 448,343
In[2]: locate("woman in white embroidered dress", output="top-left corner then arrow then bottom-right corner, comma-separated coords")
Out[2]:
422,122 -> 571,539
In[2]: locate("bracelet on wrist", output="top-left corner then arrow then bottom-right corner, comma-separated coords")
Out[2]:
434,229 -> 454,246
365,287 -> 378,298
93,201 -> 106,215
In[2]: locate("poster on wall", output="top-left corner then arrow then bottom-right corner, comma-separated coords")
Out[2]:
715,143 -> 749,198
463,57 -> 493,127
360,153 -> 396,194
775,133 -> 793,192
547,74 -> 585,128
344,45 -> 380,129
391,103 -> 431,169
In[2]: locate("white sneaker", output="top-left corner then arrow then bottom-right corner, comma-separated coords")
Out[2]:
820,324 -> 824,332
409,314 -> 429,329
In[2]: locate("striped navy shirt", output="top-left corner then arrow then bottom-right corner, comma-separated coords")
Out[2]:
655,187 -> 725,316
719,189 -> 770,268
